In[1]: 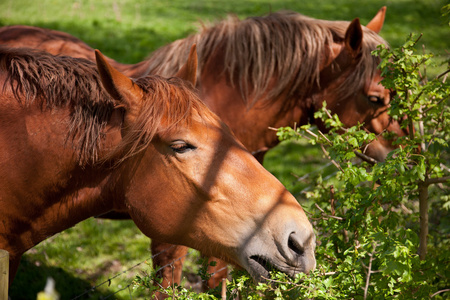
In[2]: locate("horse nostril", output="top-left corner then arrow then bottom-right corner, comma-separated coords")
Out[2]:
288,233 -> 304,256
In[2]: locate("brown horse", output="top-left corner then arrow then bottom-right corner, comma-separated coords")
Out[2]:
0,46 -> 316,291
0,8 -> 403,161
0,6 -> 406,292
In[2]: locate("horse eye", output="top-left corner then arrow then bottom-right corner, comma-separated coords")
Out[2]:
170,141 -> 196,154
368,95 -> 384,105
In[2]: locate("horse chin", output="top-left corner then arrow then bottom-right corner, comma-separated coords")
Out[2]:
246,255 -> 276,281
244,255 -> 299,282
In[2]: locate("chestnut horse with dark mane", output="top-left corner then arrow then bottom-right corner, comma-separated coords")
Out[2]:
0,6 -> 406,293
0,46 -> 316,292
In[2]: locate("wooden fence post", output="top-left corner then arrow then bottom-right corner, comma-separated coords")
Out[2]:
221,278 -> 226,300
0,249 -> 8,299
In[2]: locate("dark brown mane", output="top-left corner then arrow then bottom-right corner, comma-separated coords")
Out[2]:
145,11 -> 388,107
0,46 -> 114,164
0,47 -> 205,165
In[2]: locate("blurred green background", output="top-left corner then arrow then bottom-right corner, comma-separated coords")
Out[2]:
1,0 -> 448,299
1,0 -> 448,66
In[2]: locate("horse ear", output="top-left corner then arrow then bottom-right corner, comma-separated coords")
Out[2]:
95,49 -> 142,125
366,6 -> 386,33
344,18 -> 363,58
174,44 -> 197,86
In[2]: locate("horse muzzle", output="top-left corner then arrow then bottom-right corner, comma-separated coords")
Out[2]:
239,222 -> 316,281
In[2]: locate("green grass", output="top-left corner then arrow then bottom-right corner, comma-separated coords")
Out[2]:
2,0 -> 448,299
0,0 -> 447,66
10,219 -> 151,299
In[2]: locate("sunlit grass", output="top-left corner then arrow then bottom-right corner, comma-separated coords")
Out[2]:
11,219 -> 150,299
1,0 -> 447,64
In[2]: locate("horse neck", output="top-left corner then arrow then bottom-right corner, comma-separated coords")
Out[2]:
197,45 -> 311,159
5,169 -> 114,247
4,171 -> 117,282
0,105 -> 119,263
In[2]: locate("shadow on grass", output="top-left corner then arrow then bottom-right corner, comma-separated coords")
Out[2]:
9,256 -> 110,300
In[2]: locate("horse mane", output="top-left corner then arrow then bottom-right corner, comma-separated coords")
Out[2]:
0,46 -> 204,165
145,11 -> 388,107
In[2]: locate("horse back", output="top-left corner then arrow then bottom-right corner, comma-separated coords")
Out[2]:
0,25 -> 96,61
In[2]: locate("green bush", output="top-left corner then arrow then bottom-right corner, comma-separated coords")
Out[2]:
135,10 -> 450,299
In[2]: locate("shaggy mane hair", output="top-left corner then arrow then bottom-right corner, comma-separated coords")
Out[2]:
144,11 -> 388,107
0,46 -> 206,165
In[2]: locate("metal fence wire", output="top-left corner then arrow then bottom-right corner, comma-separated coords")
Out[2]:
70,244 -> 228,299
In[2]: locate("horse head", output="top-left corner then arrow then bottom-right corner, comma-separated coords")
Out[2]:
315,7 -> 407,161
95,46 -> 316,280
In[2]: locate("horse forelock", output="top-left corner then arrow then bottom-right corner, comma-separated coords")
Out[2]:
0,47 -> 207,166
145,11 -> 387,108
103,75 -> 210,164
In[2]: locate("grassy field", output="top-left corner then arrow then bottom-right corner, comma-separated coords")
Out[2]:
1,0 -> 448,299
0,0 -> 448,69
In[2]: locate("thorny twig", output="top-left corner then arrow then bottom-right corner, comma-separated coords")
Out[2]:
431,289 -> 450,298
320,143 -> 344,172
315,203 -> 344,221
363,243 -> 378,300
